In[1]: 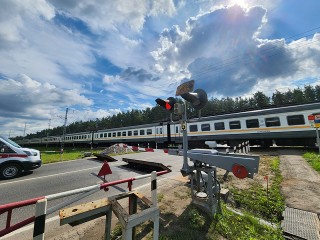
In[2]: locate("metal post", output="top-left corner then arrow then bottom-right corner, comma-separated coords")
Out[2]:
153,213 -> 159,240
316,127 -> 320,154
60,108 -> 68,161
33,199 -> 47,240
151,171 -> 157,207
104,209 -> 112,240
181,101 -> 190,175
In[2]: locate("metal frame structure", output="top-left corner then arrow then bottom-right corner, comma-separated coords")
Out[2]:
0,170 -> 169,239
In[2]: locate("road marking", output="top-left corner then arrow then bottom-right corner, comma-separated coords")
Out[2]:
0,162 -> 126,186
0,167 -> 101,186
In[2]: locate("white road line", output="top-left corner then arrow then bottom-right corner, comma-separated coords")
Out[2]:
0,162 -> 126,186
0,167 -> 101,186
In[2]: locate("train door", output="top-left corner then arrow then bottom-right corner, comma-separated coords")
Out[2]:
155,125 -> 164,142
172,124 -> 181,143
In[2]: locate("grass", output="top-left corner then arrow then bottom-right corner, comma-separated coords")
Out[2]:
302,152 -> 320,173
106,156 -> 285,239
33,146 -> 98,164
158,204 -> 283,240
207,204 -> 283,240
34,146 -> 138,164
231,157 -> 285,222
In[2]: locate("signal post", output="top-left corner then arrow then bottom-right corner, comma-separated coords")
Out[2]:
155,80 -> 260,216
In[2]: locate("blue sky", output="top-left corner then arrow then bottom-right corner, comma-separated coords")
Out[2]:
1,0 -> 320,137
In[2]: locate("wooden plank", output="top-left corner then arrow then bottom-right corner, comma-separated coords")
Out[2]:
59,199 -> 111,226
134,192 -> 152,206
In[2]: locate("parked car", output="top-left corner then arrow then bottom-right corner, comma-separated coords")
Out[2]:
0,135 -> 42,179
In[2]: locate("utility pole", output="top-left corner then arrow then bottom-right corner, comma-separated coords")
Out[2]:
46,119 -> 51,148
60,108 -> 68,160
23,122 -> 27,140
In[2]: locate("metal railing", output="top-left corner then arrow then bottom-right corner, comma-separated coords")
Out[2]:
0,170 -> 169,238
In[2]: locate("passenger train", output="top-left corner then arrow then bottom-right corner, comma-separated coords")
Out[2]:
17,102 -> 320,148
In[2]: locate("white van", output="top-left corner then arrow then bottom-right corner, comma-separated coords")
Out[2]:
0,135 -> 42,179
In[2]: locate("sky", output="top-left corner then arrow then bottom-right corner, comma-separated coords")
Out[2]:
1,0 -> 320,137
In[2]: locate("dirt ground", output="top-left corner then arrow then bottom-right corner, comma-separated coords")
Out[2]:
46,149 -> 320,239
278,149 -> 320,215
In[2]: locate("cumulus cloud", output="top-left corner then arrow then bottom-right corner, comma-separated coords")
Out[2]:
0,74 -> 92,119
0,0 -> 55,47
0,0 -> 96,89
151,5 -> 320,97
48,0 -> 176,33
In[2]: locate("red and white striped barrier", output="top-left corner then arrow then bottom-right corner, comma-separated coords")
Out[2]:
0,170 -> 169,238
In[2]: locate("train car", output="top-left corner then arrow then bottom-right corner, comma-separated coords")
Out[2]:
19,102 -> 320,148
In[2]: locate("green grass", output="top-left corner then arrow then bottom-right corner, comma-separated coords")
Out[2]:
38,146 -> 138,164
158,205 -> 283,240
35,147 -> 98,164
303,152 -> 320,173
207,204 -> 283,240
231,157 -> 285,223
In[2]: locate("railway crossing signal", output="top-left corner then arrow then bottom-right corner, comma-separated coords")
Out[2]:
180,89 -> 208,110
155,97 -> 177,112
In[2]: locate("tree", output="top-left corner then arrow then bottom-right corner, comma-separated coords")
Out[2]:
272,90 -> 285,106
304,85 -> 316,103
253,91 -> 270,108
292,88 -> 304,104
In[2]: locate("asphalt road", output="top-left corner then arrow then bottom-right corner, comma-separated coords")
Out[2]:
0,152 -> 184,239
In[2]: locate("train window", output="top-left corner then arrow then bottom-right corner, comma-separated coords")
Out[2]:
117,132 -> 121,137
140,129 -> 145,135
176,126 -> 179,133
112,132 -> 116,137
128,131 -> 132,136
134,130 -> 138,136
104,133 -> 108,138
108,133 -> 111,138
201,123 -> 211,131
147,129 -> 152,135
100,133 -> 103,138
229,121 -> 241,129
287,115 -> 305,125
160,128 -> 162,134
214,122 -> 225,130
265,117 -> 280,127
122,131 -> 126,136
246,119 -> 259,128
189,124 -> 198,132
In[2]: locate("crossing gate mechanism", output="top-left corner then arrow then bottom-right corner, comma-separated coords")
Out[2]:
186,149 -> 260,215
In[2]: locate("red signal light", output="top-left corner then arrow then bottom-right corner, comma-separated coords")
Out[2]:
155,97 -> 177,112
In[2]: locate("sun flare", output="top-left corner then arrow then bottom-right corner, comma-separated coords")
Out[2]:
228,0 -> 250,9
